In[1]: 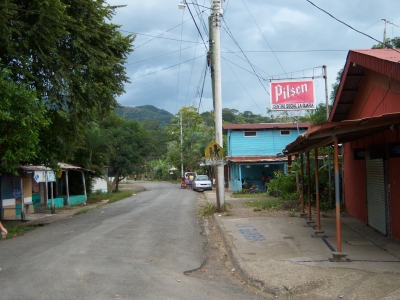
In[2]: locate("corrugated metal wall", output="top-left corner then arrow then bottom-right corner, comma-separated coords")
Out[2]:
366,159 -> 387,235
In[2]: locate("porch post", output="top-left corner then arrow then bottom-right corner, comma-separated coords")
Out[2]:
300,154 -> 305,213
306,151 -> 312,220
329,137 -> 348,261
314,148 -> 321,230
65,171 -> 70,206
82,171 -> 87,197
334,138 -> 342,252
20,177 -> 25,221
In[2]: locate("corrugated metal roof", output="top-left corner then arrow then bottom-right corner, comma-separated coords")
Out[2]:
330,48 -> 400,122
284,112 -> 400,155
223,122 -> 310,131
226,156 -> 287,163
20,163 -> 89,172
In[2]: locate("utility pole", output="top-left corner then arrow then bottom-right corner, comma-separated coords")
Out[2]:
210,0 -> 225,211
323,65 -> 333,206
180,114 -> 184,178
382,19 -> 399,48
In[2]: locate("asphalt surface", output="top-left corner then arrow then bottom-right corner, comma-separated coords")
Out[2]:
0,181 -> 261,300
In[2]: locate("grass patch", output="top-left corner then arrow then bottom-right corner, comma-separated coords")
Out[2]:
287,211 -> 297,217
0,221 -> 41,240
198,203 -> 217,218
231,192 -> 272,199
74,206 -> 101,216
244,198 -> 285,210
88,190 -> 138,204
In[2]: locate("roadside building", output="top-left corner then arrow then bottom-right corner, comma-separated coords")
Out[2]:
284,48 -> 400,242
223,123 -> 310,192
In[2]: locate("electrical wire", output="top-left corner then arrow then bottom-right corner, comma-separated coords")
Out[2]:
221,45 -> 272,77
197,59 -> 209,112
223,57 -> 266,116
175,10 -> 186,114
222,19 -> 270,94
184,0 -> 208,51
306,0 -> 400,54
241,0 -> 287,76
126,44 -> 200,66
185,35 -> 201,106
131,54 -> 206,80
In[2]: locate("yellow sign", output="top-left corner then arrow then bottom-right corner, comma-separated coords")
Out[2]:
205,140 -> 224,158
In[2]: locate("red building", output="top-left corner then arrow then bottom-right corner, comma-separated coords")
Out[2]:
330,49 -> 400,239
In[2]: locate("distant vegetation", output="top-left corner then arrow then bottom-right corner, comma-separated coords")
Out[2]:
115,105 -> 174,125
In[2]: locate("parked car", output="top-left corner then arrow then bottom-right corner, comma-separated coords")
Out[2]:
192,175 -> 212,192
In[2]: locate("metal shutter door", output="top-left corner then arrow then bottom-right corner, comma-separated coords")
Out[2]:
366,159 -> 386,235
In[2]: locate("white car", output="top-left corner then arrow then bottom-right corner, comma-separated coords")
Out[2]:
192,175 -> 212,192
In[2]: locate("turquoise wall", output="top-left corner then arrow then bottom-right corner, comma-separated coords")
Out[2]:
69,195 -> 87,206
227,129 -> 306,156
47,197 -> 64,209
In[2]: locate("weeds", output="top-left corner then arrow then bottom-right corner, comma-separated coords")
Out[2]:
87,190 -> 138,204
287,211 -> 297,217
244,199 -> 285,210
0,221 -> 41,240
198,203 -> 217,218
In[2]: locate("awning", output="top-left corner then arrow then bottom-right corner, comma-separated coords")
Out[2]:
284,112 -> 400,155
226,156 -> 287,163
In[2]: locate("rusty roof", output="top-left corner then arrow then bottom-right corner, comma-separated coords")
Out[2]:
223,122 -> 310,131
284,112 -> 400,155
20,163 -> 90,172
226,156 -> 287,163
330,48 -> 400,122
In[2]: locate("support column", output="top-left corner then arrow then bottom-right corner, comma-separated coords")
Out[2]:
65,171 -> 70,206
82,172 -> 87,197
299,154 -> 307,218
332,137 -> 347,261
314,148 -> 324,236
305,151 -> 314,227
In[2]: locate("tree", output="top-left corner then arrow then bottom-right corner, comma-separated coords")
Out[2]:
167,106 -> 212,173
372,37 -> 400,49
102,115 -> 155,192
0,66 -> 49,174
72,124 -> 114,177
0,0 -> 134,165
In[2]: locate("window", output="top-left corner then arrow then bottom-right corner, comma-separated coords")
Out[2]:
244,131 -> 257,137
280,130 -> 290,136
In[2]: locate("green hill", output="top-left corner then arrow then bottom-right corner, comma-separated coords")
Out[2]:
115,105 -> 174,125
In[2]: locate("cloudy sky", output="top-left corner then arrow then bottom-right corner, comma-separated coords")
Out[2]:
106,0 -> 400,117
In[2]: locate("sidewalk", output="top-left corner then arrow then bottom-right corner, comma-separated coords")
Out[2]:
204,190 -> 400,299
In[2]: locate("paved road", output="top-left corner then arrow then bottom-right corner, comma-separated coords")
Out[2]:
0,181 -> 261,300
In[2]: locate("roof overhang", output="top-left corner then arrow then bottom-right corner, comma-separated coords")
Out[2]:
330,49 -> 400,122
226,156 -> 287,163
284,112 -> 400,156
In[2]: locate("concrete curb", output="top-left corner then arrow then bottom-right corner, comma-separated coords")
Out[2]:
212,214 -> 273,296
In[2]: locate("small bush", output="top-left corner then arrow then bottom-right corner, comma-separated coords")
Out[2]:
198,203 -> 217,218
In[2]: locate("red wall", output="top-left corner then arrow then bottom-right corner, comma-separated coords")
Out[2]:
343,142 -> 367,222
389,158 -> 400,240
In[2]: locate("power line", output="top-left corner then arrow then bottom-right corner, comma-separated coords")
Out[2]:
221,49 -> 349,53
306,0 -> 400,54
183,0 -> 208,51
241,0 -> 288,76
175,10 -> 186,114
131,54 -> 206,80
224,57 -> 267,114
126,45 -> 200,66
222,19 -> 270,94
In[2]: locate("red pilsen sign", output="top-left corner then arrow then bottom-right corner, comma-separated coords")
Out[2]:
270,80 -> 315,110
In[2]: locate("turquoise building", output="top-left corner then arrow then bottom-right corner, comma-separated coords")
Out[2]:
223,123 -> 310,192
